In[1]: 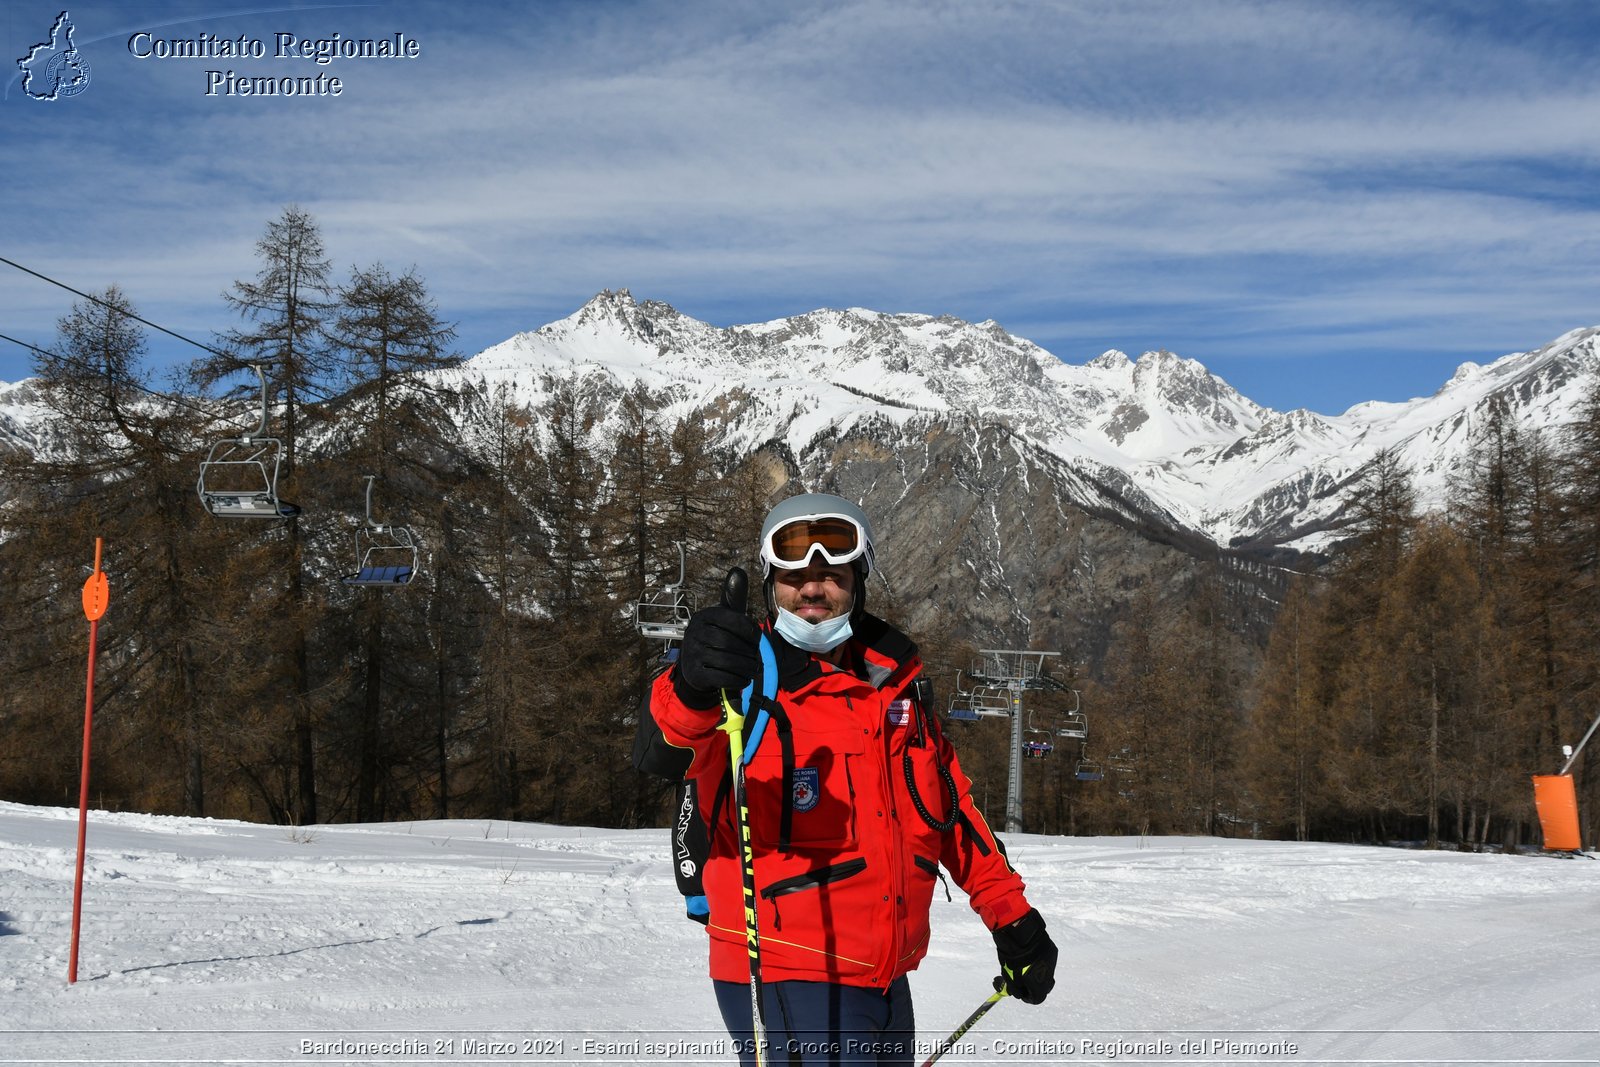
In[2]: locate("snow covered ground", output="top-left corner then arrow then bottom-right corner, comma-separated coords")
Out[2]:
1,800 -> 1595,1066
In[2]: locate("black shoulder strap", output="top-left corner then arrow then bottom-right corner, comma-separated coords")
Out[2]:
746,694 -> 796,853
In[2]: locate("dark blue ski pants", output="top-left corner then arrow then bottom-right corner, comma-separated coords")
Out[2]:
713,977 -> 914,1066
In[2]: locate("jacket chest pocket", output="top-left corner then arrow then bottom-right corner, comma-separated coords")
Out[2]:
746,728 -> 864,852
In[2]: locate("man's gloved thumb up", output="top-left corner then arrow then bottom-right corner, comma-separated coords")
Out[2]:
673,567 -> 761,710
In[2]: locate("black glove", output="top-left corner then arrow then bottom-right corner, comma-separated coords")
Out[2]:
673,569 -> 761,710
992,909 -> 1057,1005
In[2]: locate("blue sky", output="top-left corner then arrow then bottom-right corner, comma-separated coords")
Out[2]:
4,0 -> 1599,414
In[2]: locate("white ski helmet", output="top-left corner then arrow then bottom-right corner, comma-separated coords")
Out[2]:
757,493 -> 876,617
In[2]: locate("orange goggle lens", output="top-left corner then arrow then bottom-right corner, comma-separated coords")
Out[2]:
768,517 -> 862,565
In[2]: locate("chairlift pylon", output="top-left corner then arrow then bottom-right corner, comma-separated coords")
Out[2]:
196,364 -> 300,519
635,541 -> 695,642
340,476 -> 420,588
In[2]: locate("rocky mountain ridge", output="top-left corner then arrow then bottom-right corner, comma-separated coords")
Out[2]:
5,291 -> 1597,653
458,290 -> 1600,556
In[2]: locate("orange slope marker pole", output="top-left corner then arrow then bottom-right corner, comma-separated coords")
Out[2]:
69,538 -> 109,985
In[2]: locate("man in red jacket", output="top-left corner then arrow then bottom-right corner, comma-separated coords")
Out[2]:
650,493 -> 1057,1065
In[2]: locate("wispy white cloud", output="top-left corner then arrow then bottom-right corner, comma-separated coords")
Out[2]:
5,0 -> 1600,413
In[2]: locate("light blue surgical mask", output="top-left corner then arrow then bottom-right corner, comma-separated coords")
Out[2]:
773,605 -> 853,653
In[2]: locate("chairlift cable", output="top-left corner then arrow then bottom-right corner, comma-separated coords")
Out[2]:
1,254 -> 232,361
1,254 -> 355,409
0,330 -> 222,424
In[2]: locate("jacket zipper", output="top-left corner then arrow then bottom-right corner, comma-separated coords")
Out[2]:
760,857 -> 868,931
878,686 -> 905,984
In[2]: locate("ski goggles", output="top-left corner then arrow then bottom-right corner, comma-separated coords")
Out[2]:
761,514 -> 871,571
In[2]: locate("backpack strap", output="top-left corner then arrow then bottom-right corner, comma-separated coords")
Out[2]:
739,632 -> 780,762
735,633 -> 800,854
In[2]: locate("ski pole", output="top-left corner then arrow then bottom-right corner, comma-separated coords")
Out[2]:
920,989 -> 1007,1067
715,568 -> 769,1067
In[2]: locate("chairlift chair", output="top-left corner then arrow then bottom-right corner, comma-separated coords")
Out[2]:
969,686 -> 1012,716
341,476 -> 420,588
946,672 -> 980,722
1057,710 -> 1089,739
975,686 -> 1008,712
947,672 -> 1015,721
1075,743 -> 1104,782
197,364 -> 300,519
634,542 -> 695,642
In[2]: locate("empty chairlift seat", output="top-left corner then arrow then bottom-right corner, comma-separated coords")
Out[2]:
634,542 -> 695,642
340,477 -> 420,589
196,365 -> 299,519
343,562 -> 415,587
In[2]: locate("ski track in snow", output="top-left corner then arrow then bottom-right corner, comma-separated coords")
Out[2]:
1,801 -> 1596,1065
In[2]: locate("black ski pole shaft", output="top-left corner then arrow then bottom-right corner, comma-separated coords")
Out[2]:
920,990 -> 1006,1067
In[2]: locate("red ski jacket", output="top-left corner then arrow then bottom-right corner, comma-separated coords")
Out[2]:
650,613 -> 1034,989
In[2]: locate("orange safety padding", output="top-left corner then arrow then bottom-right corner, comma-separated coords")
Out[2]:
1531,774 -> 1582,851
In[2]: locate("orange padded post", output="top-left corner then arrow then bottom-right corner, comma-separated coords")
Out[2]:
1531,774 -> 1581,852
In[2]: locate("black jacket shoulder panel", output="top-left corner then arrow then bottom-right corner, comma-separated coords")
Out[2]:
854,612 -> 918,666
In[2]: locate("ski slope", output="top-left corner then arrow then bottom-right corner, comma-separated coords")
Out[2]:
1,800 -> 1595,1065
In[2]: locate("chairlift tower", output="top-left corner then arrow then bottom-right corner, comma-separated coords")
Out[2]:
968,649 -> 1066,834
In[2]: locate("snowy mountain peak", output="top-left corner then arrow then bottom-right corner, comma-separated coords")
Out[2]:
563,287 -> 639,329
452,293 -> 1600,557
1271,407 -> 1334,434
1088,349 -> 1133,371
1122,347 -> 1267,435
565,288 -> 665,337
